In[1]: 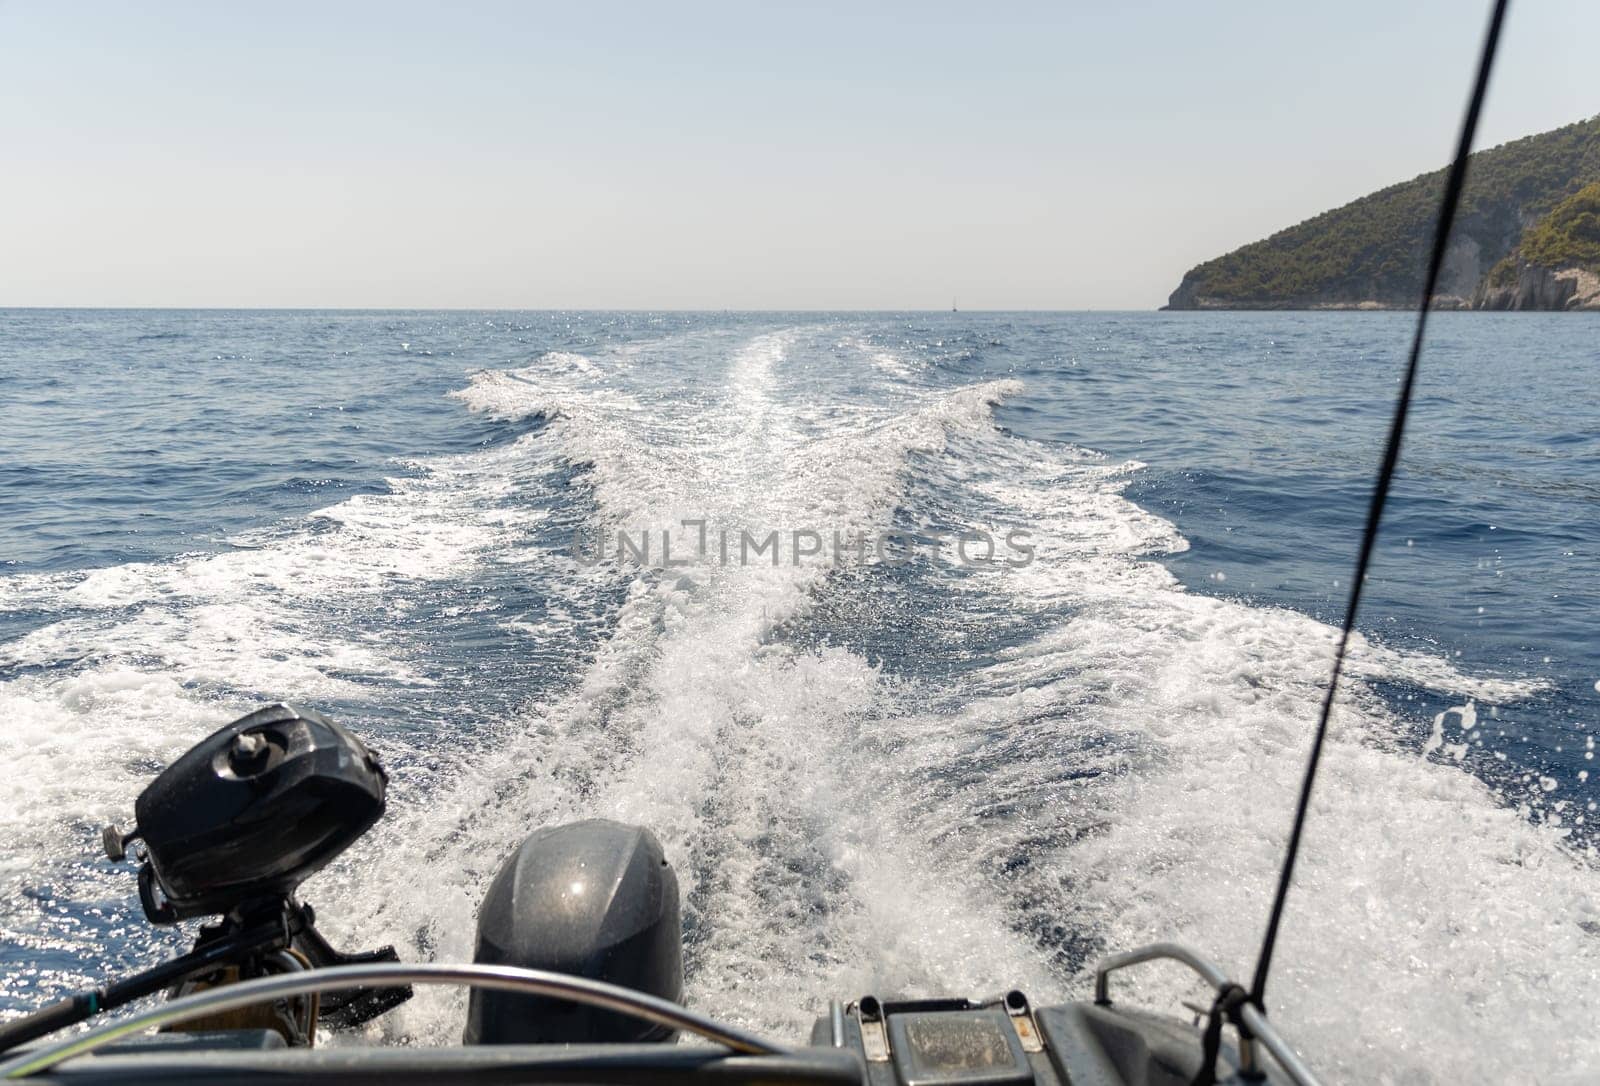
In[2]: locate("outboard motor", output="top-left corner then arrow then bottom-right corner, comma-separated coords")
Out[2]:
125,703 -> 389,924
465,819 -> 683,1045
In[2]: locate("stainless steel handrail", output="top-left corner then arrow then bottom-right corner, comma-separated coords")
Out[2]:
1092,942 -> 1322,1086
1093,942 -> 1231,1004
0,962 -> 790,1079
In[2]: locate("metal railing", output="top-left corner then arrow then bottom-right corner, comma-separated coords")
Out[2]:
1093,942 -> 1322,1086
0,962 -> 790,1079
2,945 -> 1324,1084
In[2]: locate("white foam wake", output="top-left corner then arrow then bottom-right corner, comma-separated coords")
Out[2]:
336,333 -> 1599,1081
5,325 -> 1595,1084
329,335 -> 1050,1039
863,424 -> 1599,1081
0,435 -> 553,911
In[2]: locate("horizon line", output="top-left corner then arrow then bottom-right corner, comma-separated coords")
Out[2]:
1,305 -> 1570,315
1,305 -> 1158,314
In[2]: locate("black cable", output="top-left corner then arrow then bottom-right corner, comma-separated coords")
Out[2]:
0,916 -> 290,1054
1247,0 -> 1512,1010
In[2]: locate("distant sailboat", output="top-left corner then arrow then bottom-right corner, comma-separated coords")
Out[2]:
951,297 -> 957,312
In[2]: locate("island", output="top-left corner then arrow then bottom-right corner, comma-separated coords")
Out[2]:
1164,114 -> 1600,311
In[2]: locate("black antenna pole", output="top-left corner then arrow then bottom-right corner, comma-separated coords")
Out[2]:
1247,0 -> 1511,1010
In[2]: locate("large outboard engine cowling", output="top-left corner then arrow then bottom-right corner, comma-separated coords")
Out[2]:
464,819 -> 683,1045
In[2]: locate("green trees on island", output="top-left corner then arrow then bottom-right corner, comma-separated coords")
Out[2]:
1166,114 -> 1600,309
1520,181 -> 1600,270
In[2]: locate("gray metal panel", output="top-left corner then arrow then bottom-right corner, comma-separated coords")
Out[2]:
1037,1004 -> 1284,1086
885,1009 -> 1032,1086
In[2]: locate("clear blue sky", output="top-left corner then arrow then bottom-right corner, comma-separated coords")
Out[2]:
2,1 -> 1595,309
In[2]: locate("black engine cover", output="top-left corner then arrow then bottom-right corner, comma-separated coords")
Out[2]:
465,819 -> 683,1044
134,704 -> 388,922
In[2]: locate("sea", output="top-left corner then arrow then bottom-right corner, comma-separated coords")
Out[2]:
1,309 -> 1596,1081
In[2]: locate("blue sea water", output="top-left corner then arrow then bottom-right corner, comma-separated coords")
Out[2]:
1,309 -> 1597,1078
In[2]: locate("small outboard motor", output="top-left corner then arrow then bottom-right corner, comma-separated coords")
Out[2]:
72,703 -> 412,1048
123,703 -> 389,923
465,819 -> 683,1045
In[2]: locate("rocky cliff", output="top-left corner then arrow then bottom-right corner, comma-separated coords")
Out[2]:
1472,181 -> 1600,309
1164,114 -> 1600,310
1473,263 -> 1600,310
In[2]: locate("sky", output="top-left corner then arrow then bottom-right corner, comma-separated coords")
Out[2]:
1,0 -> 1596,310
